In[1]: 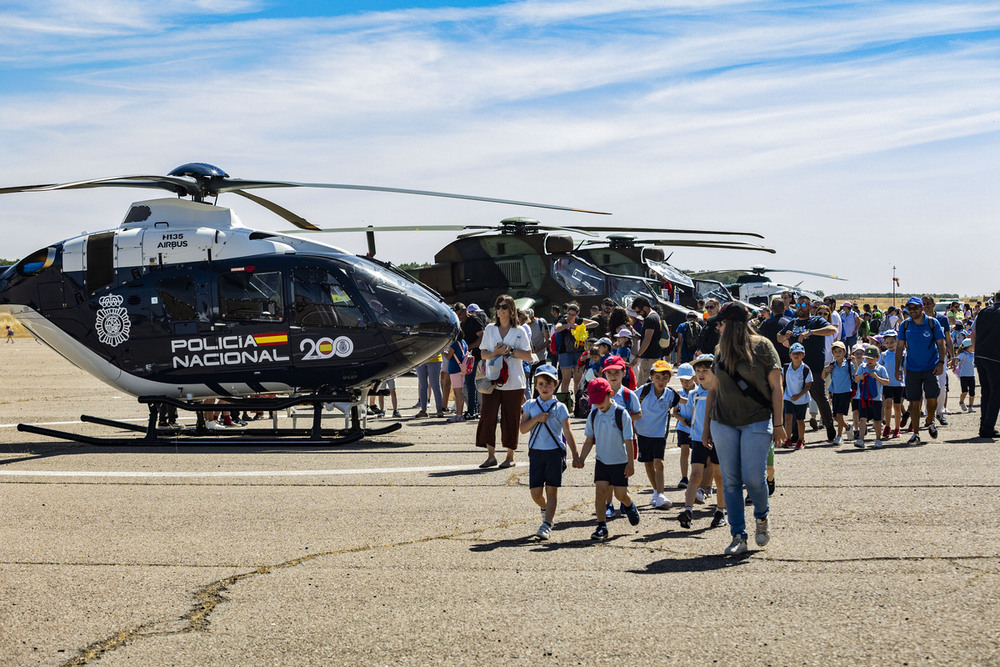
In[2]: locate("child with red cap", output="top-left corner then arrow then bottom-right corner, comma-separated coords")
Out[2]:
578,377 -> 640,540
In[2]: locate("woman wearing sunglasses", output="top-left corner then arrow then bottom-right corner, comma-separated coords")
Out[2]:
477,294 -> 533,468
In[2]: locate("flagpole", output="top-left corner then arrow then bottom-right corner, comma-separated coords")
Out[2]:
892,266 -> 897,308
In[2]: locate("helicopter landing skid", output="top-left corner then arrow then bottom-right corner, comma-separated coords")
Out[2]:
16,394 -> 402,447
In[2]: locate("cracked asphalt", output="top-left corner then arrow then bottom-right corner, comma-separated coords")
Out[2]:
2,342 -> 999,666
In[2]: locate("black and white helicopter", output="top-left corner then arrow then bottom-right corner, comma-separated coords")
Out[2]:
0,163 -> 607,446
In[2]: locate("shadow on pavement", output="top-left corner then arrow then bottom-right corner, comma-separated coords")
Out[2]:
630,553 -> 752,574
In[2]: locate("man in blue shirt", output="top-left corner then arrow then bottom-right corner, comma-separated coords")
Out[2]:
894,296 -> 947,444
923,295 -> 956,425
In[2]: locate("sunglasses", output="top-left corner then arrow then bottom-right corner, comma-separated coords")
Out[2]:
907,305 -> 922,310
706,304 -> 718,310
495,304 -> 509,310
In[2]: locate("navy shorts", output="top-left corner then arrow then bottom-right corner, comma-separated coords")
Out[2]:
831,391 -> 853,417
594,460 -> 628,487
529,448 -> 564,488
960,377 -> 976,396
904,368 -> 941,402
558,352 -> 579,370
636,434 -> 666,462
857,400 -> 883,422
676,430 -> 691,446
690,440 -> 719,466
883,386 -> 904,405
784,400 -> 807,420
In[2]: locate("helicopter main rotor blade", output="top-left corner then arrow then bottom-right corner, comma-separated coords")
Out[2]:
637,240 -> 776,253
563,225 -> 764,239
22,175 -> 200,197
231,189 -> 322,231
758,268 -> 847,280
219,179 -> 611,216
281,224 -> 471,234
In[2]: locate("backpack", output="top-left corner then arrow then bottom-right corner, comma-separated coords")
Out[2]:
623,364 -> 637,390
549,330 -> 560,356
684,320 -> 702,351
657,319 -> 673,350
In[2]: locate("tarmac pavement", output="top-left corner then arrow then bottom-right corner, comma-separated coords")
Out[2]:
1,342 -> 999,665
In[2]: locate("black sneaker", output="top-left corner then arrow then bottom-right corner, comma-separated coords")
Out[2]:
678,508 -> 692,529
927,422 -> 938,439
809,416 -> 819,431
768,477 -> 775,496
678,477 -> 689,489
625,502 -> 640,526
937,414 -> 948,426
744,493 -> 752,506
591,524 -> 609,541
710,510 -> 727,528
900,411 -> 910,427
907,433 -> 921,445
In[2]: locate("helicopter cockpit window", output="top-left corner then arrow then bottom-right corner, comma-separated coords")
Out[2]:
339,260 -> 451,332
218,271 -> 283,322
609,276 -> 657,305
291,268 -> 364,328
157,276 -> 197,320
551,257 -> 603,297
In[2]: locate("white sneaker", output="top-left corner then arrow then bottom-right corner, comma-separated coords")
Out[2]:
649,492 -> 660,507
832,435 -> 842,445
873,439 -> 884,449
695,488 -> 706,504
653,493 -> 672,509
755,517 -> 770,547
536,522 -> 551,540
968,406 -> 976,413
204,420 -> 225,431
724,535 -> 748,555
854,437 -> 865,449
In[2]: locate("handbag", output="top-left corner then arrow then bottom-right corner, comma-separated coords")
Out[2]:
475,357 -> 504,394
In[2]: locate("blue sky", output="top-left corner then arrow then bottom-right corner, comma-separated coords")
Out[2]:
2,1 -> 999,297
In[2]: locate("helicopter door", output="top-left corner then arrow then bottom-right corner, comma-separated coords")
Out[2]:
289,267 -> 370,378
85,232 -> 116,293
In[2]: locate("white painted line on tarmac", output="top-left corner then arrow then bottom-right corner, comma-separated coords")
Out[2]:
0,463 -> 513,478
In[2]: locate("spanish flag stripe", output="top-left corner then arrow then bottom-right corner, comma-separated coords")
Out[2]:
254,333 -> 288,346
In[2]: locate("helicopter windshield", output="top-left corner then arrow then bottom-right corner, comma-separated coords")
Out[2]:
609,276 -> 657,305
291,267 -> 365,328
338,260 -> 452,332
646,259 -> 694,289
552,257 -> 603,297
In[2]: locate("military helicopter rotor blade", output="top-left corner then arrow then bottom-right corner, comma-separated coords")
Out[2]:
639,239 -> 776,253
14,175 -> 201,198
560,225 -> 764,239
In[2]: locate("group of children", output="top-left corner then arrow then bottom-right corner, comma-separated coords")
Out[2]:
521,352 -> 732,544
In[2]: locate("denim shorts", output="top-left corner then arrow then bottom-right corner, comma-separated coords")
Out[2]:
558,352 -> 579,370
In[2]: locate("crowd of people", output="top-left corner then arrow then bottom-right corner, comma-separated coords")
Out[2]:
370,290 -> 1000,556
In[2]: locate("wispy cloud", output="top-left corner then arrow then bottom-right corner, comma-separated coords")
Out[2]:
1,1 -> 999,294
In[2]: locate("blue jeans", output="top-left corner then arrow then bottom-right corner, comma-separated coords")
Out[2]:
710,418 -> 771,540
464,366 -> 479,416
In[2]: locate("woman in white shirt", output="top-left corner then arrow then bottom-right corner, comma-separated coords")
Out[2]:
477,294 -> 533,469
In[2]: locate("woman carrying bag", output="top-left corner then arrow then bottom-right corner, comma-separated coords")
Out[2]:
703,303 -> 786,556
477,294 -> 533,469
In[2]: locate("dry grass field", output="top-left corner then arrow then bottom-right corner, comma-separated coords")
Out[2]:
0,312 -> 29,337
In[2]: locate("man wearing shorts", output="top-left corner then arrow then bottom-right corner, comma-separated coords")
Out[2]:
894,296 -> 946,445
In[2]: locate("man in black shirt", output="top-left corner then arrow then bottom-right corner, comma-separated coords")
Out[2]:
972,293 -> 1000,438
778,303 -> 838,441
758,297 -> 791,367
632,296 -> 662,383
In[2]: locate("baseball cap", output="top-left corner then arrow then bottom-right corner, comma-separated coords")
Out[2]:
831,340 -> 846,351
533,363 -> 559,381
719,302 -> 748,322
587,377 -> 613,405
650,360 -> 673,374
596,337 -> 613,347
842,301 -> 852,309
906,296 -> 923,308
467,303 -> 482,313
615,328 -> 633,338
882,329 -> 897,338
676,363 -> 695,380
692,353 -> 715,367
789,342 -> 805,354
961,338 -> 973,349
864,346 -> 880,358
685,311 -> 698,320
851,344 -> 866,355
601,356 -> 627,372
